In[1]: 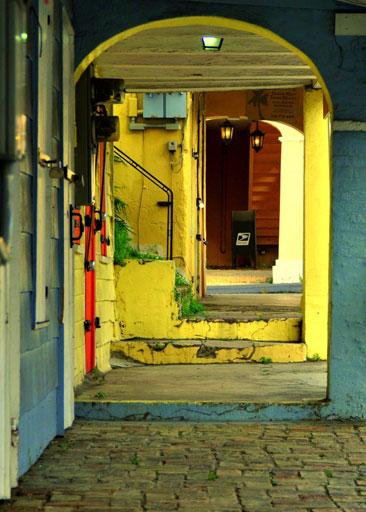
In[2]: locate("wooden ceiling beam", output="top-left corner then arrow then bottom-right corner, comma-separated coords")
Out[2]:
125,82 -> 311,92
95,66 -> 316,81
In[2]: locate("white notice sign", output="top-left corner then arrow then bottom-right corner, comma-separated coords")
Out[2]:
236,232 -> 251,246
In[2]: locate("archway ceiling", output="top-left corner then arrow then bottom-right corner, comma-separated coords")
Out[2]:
94,25 -> 317,92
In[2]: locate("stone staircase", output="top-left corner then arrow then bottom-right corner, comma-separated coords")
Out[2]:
111,292 -> 305,365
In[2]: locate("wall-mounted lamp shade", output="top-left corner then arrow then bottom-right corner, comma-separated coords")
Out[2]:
250,121 -> 265,153
201,35 -> 223,51
220,119 -> 234,145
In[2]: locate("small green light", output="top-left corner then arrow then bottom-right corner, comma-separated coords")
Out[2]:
20,32 -> 28,42
201,35 -> 223,51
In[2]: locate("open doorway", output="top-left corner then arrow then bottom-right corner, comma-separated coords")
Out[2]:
204,94 -> 305,330
73,17 -> 331,410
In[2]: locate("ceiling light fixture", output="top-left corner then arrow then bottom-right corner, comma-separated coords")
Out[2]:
250,121 -> 265,153
201,35 -> 223,51
220,119 -> 234,145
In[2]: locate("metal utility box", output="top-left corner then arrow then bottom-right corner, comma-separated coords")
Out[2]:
165,93 -> 187,118
143,93 -> 165,118
143,93 -> 187,118
232,210 -> 256,268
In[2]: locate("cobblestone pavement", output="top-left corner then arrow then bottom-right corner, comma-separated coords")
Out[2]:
2,420 -> 366,511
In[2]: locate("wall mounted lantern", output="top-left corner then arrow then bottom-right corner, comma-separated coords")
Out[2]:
220,119 -> 234,145
250,121 -> 265,153
201,35 -> 224,51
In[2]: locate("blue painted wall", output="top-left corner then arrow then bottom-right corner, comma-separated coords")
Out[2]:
17,0 -> 69,477
73,0 -> 366,419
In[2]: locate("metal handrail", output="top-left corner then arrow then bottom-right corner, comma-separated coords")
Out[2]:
113,146 -> 173,260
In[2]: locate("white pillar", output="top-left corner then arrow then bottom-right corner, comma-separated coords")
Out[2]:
272,129 -> 304,283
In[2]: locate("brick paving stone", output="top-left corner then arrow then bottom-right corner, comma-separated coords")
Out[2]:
3,420 -> 366,510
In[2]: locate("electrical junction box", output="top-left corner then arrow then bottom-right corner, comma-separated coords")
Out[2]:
168,141 -> 177,152
143,93 -> 187,119
165,93 -> 187,118
143,93 -> 165,118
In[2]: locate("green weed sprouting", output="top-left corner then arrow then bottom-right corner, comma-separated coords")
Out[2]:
307,353 -> 321,362
114,197 -> 162,264
174,271 -> 205,318
130,454 -> 140,466
259,356 -> 272,364
94,391 -> 107,400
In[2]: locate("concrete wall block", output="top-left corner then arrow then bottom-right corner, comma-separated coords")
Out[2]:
96,260 -> 115,280
74,269 -> 84,296
96,343 -> 111,374
96,278 -> 115,301
74,321 -> 85,349
74,346 -> 85,386
74,251 -> 85,271
95,320 -> 115,346
96,300 -> 116,324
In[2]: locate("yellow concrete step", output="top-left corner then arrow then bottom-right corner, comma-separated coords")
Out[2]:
206,269 -> 272,285
189,294 -> 302,328
111,339 -> 307,365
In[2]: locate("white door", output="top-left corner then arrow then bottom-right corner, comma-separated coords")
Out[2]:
62,8 -> 75,429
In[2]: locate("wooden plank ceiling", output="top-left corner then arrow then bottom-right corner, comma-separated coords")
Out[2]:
94,25 -> 317,92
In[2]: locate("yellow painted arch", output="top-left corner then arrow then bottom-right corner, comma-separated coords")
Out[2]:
74,15 -> 333,112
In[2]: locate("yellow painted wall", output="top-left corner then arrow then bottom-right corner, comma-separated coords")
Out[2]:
303,89 -> 331,359
95,146 -> 116,373
113,93 -> 200,283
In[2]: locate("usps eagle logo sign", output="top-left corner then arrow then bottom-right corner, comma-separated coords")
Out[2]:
236,232 -> 251,246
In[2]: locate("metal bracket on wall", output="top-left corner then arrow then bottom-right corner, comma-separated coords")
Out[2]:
129,120 -> 180,131
69,205 -> 84,247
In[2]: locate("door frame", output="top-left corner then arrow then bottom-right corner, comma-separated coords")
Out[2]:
61,7 -> 75,429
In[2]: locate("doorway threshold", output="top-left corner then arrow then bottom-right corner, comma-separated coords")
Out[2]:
207,283 -> 302,294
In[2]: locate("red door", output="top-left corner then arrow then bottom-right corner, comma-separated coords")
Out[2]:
84,204 -> 96,373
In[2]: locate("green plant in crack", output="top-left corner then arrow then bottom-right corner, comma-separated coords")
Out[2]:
175,271 -> 205,318
152,342 -> 167,352
94,391 -> 107,400
307,352 -> 321,362
324,469 -> 333,478
259,356 -> 272,364
207,470 -> 218,481
130,454 -> 140,466
58,440 -> 70,452
114,197 -> 163,264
